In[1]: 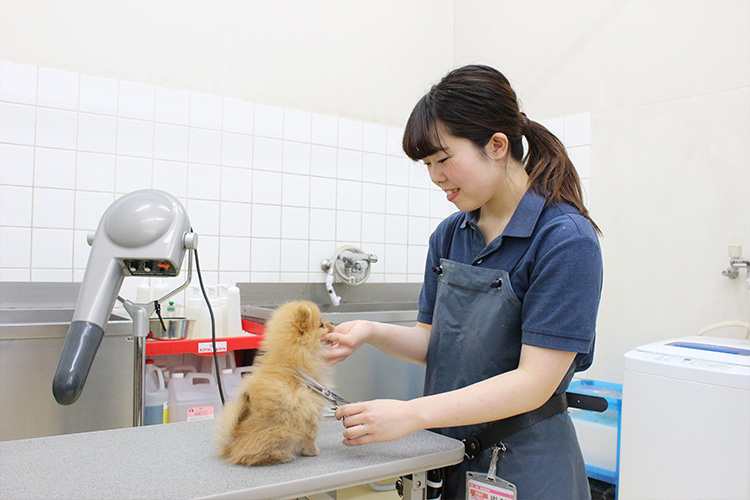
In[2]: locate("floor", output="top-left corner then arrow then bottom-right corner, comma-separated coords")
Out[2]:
337,482 -> 400,499
589,478 -> 617,500
336,477 -> 617,499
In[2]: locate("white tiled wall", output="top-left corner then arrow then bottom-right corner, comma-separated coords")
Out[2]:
539,113 -> 593,207
0,61 -> 592,298
0,61 -> 456,293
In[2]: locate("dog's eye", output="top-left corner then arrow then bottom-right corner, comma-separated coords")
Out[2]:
319,323 -> 324,328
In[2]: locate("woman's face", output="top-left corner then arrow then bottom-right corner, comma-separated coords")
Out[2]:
421,130 -> 504,213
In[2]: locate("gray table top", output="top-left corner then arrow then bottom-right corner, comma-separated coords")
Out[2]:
0,417 -> 464,500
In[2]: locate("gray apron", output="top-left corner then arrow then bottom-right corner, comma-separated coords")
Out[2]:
424,258 -> 591,500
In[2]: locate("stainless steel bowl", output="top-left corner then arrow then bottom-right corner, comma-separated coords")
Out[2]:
149,317 -> 194,340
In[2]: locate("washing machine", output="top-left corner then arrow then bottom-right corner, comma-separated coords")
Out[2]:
619,335 -> 750,500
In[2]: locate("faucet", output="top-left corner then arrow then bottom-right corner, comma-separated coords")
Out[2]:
337,250 -> 378,283
722,244 -> 750,280
706,244 -> 750,338
321,246 -> 379,306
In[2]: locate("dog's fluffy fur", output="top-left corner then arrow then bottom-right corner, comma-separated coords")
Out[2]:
216,300 -> 334,465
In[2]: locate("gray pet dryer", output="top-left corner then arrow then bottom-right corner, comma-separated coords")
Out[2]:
53,190 -> 196,406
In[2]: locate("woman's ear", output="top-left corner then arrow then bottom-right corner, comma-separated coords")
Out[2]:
485,132 -> 510,161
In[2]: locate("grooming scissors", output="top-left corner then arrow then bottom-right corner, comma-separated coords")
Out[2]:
286,368 -> 350,408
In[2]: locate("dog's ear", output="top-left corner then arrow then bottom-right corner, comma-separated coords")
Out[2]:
293,304 -> 314,335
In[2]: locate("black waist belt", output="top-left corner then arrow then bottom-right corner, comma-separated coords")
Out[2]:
463,391 -> 607,460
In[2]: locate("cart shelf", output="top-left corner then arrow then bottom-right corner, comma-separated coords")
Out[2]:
145,319 -> 265,356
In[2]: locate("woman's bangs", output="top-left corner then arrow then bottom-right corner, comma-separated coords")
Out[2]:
402,97 -> 445,162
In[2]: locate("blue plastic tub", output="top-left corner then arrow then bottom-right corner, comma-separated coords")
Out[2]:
568,379 -> 623,487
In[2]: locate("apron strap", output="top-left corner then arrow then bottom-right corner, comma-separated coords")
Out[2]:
463,392 -> 569,460
463,391 -> 609,459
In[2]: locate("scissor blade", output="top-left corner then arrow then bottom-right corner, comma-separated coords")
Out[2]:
320,387 -> 350,405
286,369 -> 350,405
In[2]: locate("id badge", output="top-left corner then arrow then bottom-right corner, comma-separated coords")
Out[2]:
466,471 -> 517,500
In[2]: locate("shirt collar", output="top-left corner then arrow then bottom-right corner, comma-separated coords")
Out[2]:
459,190 -> 546,239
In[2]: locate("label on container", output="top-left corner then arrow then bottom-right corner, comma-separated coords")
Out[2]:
187,405 -> 215,421
163,402 -> 169,424
198,341 -> 227,354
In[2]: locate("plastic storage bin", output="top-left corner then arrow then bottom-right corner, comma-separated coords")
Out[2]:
568,379 -> 622,487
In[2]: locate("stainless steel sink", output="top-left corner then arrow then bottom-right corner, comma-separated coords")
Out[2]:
1,307 -> 133,342
0,309 -> 128,325
0,285 -> 135,441
237,282 -> 421,325
284,301 -> 418,314
242,302 -> 418,325
0,282 -> 130,329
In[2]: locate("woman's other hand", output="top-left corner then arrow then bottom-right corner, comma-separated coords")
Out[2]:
334,399 -> 422,445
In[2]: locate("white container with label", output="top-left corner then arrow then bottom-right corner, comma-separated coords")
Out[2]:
167,372 -> 222,423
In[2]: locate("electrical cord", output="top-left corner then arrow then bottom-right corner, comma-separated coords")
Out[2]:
153,301 -> 167,332
193,247 -> 225,405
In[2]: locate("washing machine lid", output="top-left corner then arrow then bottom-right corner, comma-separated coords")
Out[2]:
634,336 -> 750,368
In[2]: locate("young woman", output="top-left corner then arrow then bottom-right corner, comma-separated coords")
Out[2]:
323,64 -> 603,499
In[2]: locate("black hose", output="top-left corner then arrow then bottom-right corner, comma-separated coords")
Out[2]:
193,248 -> 225,405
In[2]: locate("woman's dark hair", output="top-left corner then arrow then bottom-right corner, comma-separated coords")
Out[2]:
403,64 -> 600,233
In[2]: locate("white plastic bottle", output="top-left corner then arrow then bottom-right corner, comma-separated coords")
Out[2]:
217,285 -> 229,338
136,280 -> 151,304
226,285 -> 244,337
144,361 -> 169,425
206,286 -> 224,339
185,287 -> 211,339
165,301 -> 179,318
153,279 -> 170,303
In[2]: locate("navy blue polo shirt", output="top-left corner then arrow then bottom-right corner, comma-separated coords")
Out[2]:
418,190 -> 603,370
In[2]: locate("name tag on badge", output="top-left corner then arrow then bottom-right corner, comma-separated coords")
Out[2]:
466,471 -> 517,500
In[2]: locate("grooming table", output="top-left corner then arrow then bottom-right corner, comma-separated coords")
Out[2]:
0,417 -> 464,499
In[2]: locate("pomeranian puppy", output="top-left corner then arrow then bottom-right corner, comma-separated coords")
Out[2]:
216,300 -> 335,466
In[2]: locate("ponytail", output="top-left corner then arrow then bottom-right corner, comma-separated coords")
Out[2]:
523,117 -> 601,234
403,65 -> 600,234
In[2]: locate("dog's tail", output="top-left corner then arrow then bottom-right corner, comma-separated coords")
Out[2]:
214,394 -> 249,457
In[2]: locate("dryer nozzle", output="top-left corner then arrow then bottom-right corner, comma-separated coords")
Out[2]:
53,321 -> 104,405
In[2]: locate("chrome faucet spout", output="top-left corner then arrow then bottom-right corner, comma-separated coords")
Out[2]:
321,246 -> 379,305
340,251 -> 376,263
339,251 -> 378,275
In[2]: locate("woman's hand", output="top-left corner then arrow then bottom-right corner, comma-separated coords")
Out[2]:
334,400 -> 422,446
322,320 -> 373,365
